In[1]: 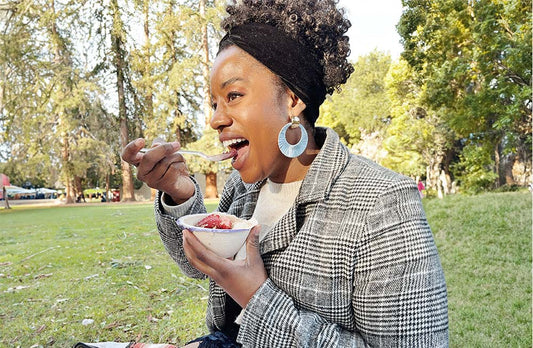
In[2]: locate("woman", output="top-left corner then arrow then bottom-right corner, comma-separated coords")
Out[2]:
122,1 -> 449,347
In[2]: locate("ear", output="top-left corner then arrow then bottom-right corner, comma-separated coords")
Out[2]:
286,90 -> 307,118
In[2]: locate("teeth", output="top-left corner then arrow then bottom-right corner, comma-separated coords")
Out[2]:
222,138 -> 247,148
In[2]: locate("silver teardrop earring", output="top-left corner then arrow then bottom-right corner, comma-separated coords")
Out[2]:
277,116 -> 308,158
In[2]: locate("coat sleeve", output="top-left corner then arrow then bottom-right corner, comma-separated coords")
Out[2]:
154,178 -> 207,279
237,179 -> 449,347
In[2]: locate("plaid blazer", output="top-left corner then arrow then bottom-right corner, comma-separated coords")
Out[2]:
155,127 -> 449,347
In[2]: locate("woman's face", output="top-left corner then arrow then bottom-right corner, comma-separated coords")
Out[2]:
210,45 -> 297,183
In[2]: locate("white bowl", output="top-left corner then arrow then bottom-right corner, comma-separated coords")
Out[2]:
177,213 -> 257,258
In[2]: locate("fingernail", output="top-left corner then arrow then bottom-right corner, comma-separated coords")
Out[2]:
171,141 -> 181,150
134,138 -> 144,146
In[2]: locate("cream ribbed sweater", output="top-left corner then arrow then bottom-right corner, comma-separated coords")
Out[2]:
234,179 -> 302,260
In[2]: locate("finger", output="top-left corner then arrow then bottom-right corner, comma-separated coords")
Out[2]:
138,152 -> 188,185
144,141 -> 181,157
121,138 -> 145,166
182,229 -> 228,276
245,226 -> 262,262
137,142 -> 182,175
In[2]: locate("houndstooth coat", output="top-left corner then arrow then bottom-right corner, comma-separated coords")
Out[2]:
155,127 -> 449,347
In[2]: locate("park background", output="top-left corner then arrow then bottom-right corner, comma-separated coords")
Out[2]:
0,0 -> 531,346
0,0 -> 530,201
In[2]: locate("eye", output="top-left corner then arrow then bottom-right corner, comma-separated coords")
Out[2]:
227,91 -> 242,102
211,102 -> 217,111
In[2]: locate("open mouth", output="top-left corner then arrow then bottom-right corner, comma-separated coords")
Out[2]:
223,138 -> 249,152
222,138 -> 249,162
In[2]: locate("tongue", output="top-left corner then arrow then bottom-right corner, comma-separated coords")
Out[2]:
219,148 -> 238,161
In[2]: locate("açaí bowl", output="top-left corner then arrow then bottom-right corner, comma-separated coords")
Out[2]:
177,213 -> 257,258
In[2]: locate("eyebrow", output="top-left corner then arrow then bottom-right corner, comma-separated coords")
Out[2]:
211,77 -> 247,101
221,77 -> 244,89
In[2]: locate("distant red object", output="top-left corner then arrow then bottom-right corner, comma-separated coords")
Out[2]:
0,174 -> 10,187
417,180 -> 425,198
112,190 -> 120,202
0,174 -> 10,202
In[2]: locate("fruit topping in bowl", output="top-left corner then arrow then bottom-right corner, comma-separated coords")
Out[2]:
196,213 -> 233,229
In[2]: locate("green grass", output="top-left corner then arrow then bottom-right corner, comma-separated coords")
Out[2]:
423,191 -> 532,347
0,203 -> 216,347
1,192 -> 531,347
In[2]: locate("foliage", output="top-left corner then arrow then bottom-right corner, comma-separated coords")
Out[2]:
318,50 -> 392,147
0,0 -> 119,198
0,0 -> 225,196
129,0 -> 223,144
450,142 -> 499,194
397,0 -> 532,190
1,0 -> 531,195
381,58 -> 426,176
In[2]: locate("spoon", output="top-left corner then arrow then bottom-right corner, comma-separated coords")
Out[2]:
139,148 -> 237,162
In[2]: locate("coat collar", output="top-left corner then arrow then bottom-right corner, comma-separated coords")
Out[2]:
296,127 -> 351,204
260,127 -> 351,255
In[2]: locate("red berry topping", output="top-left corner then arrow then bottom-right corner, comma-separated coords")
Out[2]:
196,213 -> 233,229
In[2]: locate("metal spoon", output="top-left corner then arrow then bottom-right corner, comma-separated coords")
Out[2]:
139,148 -> 237,162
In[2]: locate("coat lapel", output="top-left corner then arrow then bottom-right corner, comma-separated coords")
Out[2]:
260,128 -> 351,255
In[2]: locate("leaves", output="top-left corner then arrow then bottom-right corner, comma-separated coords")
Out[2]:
318,50 -> 392,147
1,0 -> 225,195
395,0 -> 531,189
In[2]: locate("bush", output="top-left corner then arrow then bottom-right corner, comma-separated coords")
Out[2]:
451,143 -> 498,194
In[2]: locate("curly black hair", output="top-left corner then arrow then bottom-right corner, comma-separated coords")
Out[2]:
221,0 -> 354,96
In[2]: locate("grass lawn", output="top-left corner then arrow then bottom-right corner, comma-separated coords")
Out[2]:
423,191 -> 532,347
1,192 -> 531,347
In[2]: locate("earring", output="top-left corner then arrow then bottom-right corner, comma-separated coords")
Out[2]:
277,116 -> 308,158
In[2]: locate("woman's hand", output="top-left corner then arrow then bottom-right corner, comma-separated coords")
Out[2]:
121,138 -> 195,204
182,226 -> 268,308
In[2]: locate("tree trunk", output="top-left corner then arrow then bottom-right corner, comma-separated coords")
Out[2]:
62,133 -> 75,204
111,0 -> 135,202
51,0 -> 75,204
199,0 -> 212,125
205,172 -> 218,198
75,176 -> 85,203
513,146 -> 532,186
143,0 -> 154,122
0,66 -> 9,115
3,187 -> 10,209
426,154 -> 443,191
494,142 -> 505,187
120,119 -> 135,201
105,174 -> 110,203
199,0 -> 218,196
503,153 -> 516,185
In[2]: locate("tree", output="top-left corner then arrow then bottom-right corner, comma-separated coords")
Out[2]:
397,0 -> 532,191
318,51 -> 392,148
109,0 -> 136,201
1,0 -> 116,203
383,58 -> 457,193
154,0 -> 224,197
0,0 -> 230,202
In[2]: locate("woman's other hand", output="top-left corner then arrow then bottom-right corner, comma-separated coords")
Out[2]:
121,138 -> 196,204
182,226 -> 267,308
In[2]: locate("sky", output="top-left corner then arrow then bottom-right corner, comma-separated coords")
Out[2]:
338,0 -> 404,59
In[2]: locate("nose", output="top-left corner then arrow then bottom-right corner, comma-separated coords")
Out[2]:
209,104 -> 232,131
